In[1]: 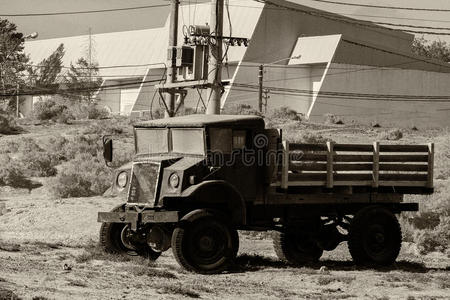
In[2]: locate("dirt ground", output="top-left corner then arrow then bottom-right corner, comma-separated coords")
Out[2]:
0,189 -> 449,300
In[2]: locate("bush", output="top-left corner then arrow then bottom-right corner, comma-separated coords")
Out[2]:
18,151 -> 58,177
379,129 -> 403,141
33,99 -> 74,123
0,113 -> 21,134
0,155 -> 27,187
87,104 -> 110,120
268,107 -> 301,121
286,131 -> 333,144
414,217 -> 450,254
222,104 -> 262,116
324,113 -> 343,125
49,153 -> 112,198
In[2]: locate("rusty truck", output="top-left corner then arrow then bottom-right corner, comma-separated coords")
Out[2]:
98,114 -> 434,274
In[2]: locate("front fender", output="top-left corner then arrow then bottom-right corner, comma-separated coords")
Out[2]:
103,162 -> 133,197
173,180 -> 247,225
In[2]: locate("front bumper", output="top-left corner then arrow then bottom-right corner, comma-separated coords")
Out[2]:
98,210 -> 179,230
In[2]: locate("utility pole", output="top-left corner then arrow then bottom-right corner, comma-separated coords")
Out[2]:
166,0 -> 179,118
16,83 -> 19,118
206,0 -> 224,115
258,65 -> 263,113
88,27 -> 92,103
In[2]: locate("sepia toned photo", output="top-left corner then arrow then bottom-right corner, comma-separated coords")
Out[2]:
0,1 -> 449,299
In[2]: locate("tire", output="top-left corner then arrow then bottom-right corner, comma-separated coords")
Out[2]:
273,228 -> 323,265
171,209 -> 239,274
348,206 -> 402,266
99,205 -> 161,260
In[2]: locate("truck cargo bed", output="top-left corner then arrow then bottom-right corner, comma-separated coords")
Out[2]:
273,141 -> 434,195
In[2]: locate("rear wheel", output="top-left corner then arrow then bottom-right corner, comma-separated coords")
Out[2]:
171,209 -> 238,274
348,206 -> 402,266
273,228 -> 323,265
99,205 -> 161,260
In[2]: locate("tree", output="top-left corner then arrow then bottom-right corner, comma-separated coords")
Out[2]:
412,37 -> 450,63
64,57 -> 102,103
0,18 -> 29,111
27,43 -> 65,92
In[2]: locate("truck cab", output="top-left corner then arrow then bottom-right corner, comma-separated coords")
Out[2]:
99,114 -> 433,274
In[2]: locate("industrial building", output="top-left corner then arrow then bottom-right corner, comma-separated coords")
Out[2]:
23,0 -> 450,127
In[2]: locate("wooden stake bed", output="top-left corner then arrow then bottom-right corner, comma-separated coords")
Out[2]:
274,141 -> 434,194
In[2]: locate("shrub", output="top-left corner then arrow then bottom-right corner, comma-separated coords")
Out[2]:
0,113 -> 21,134
379,129 -> 403,141
268,107 -> 301,121
48,153 -> 112,198
324,113 -> 343,125
286,131 -> 333,144
0,155 -> 27,187
33,99 -> 74,123
222,104 -> 262,116
86,104 -> 110,120
414,217 -> 450,254
18,151 -> 58,177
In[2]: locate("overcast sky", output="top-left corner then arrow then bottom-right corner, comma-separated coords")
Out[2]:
2,0 -> 450,42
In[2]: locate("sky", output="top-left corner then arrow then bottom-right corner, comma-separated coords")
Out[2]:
2,0 -> 450,43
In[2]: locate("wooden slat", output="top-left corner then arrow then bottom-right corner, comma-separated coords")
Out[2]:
427,143 -> 434,188
379,155 -> 428,162
334,144 -> 373,152
378,181 -> 428,187
373,142 -> 380,188
327,142 -> 334,188
335,174 -> 373,181
288,143 -> 327,152
379,174 -> 428,181
334,154 -> 373,162
379,144 -> 429,152
289,173 -> 327,181
290,162 -> 327,171
379,164 -> 428,172
281,141 -> 289,189
292,153 -> 327,161
334,163 -> 373,171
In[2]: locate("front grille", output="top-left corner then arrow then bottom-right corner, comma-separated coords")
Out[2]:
127,162 -> 161,205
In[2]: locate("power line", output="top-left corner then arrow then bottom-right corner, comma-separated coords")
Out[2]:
0,4 -> 170,17
308,0 -> 450,12
232,83 -> 450,102
253,0 -> 450,36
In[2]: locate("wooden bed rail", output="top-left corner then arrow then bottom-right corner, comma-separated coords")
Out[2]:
279,141 -> 434,190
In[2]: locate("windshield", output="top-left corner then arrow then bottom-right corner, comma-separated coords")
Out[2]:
135,128 -> 205,155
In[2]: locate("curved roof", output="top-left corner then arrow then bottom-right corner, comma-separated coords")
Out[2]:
135,114 -> 264,128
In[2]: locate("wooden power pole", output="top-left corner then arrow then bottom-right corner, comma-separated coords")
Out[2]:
258,64 -> 263,113
166,0 -> 179,118
206,0 -> 224,115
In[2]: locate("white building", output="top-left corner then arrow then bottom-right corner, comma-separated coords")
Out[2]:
23,0 -> 450,127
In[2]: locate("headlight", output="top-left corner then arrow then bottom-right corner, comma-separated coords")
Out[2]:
117,171 -> 128,188
169,173 -> 180,189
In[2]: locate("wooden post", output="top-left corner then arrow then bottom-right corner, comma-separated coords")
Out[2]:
281,141 -> 289,189
427,143 -> 434,188
326,141 -> 334,188
373,141 -> 380,188
165,0 -> 179,118
206,0 -> 224,115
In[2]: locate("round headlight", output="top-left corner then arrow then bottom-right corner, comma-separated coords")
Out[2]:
169,173 -> 180,189
117,171 -> 128,188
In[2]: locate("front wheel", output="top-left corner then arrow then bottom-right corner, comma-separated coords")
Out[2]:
171,209 -> 239,274
99,205 -> 161,260
348,206 -> 402,266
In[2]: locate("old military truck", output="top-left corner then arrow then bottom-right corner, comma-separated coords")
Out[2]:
98,115 -> 434,274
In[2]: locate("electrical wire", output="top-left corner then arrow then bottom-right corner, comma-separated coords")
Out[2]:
0,4 -> 170,17
253,0 -> 450,36
308,0 -> 450,12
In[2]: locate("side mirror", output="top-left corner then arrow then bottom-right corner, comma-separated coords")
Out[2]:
103,136 -> 113,164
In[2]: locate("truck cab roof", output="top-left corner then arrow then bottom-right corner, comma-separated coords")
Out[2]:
135,114 -> 265,129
